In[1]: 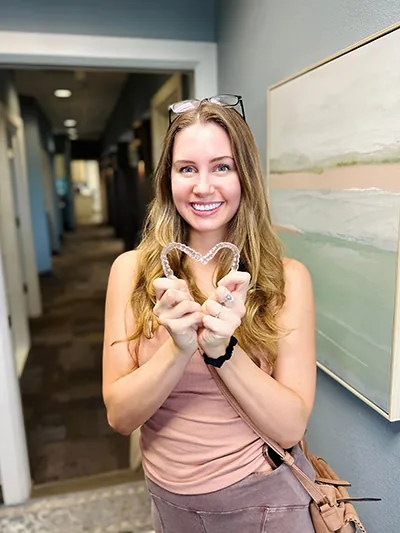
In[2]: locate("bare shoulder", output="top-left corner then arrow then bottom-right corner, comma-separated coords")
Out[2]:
108,250 -> 141,287
280,258 -> 314,321
282,257 -> 313,294
110,249 -> 140,274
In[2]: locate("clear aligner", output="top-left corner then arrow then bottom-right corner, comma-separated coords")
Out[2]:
160,242 -> 240,278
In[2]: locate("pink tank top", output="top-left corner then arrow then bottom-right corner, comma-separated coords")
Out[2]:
139,327 -> 269,495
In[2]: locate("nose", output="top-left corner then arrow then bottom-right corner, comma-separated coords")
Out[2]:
192,171 -> 215,196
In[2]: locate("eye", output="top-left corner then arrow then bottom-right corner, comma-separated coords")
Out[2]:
216,163 -> 230,172
180,165 -> 196,174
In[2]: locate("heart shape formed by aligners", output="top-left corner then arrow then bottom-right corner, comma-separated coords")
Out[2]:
161,242 -> 240,278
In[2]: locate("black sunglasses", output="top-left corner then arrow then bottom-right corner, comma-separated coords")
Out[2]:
168,94 -> 246,126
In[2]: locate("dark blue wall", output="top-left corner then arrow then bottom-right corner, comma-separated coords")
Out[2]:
0,0 -> 218,42
217,2 -> 400,531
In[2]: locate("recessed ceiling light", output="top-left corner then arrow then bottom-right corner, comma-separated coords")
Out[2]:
64,119 -> 77,128
54,89 -> 72,98
67,127 -> 78,140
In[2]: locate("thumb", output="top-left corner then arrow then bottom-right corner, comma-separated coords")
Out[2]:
175,277 -> 193,299
217,277 -> 238,293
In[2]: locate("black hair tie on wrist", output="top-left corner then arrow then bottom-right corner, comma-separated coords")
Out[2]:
203,336 -> 238,368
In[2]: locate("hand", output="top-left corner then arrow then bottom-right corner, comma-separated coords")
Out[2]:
153,276 -> 203,355
198,271 -> 251,358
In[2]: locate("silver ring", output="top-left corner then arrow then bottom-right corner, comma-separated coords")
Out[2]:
223,292 -> 234,304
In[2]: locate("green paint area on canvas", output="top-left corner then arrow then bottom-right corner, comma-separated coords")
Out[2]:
279,229 -> 394,412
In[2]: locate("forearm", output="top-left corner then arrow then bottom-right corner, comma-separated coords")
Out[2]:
217,345 -> 309,448
104,338 -> 194,435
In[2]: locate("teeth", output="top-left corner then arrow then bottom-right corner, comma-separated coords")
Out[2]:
192,202 -> 222,211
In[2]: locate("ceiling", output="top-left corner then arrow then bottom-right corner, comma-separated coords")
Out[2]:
14,69 -> 129,141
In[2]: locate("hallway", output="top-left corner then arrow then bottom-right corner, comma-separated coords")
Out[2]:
20,225 -> 131,487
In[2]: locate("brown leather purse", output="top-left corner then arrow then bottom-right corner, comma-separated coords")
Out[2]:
208,366 -> 380,533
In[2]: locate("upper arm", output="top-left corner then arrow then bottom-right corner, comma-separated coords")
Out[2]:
102,250 -> 140,399
272,258 -> 316,418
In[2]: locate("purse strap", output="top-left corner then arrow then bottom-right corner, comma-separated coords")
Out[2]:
207,365 -> 328,506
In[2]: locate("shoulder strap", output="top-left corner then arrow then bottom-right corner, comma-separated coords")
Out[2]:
207,365 -> 327,506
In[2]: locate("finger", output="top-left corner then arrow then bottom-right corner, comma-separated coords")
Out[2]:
202,298 -> 224,319
177,278 -> 193,299
167,276 -> 193,300
168,300 -> 202,320
202,314 -> 234,335
214,286 -> 235,308
153,289 -> 192,316
207,287 -> 235,310
153,278 -> 190,301
167,311 -> 203,331
153,278 -> 181,300
217,271 -> 251,297
201,299 -> 227,319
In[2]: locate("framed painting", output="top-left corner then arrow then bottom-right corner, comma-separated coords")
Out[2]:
267,22 -> 400,421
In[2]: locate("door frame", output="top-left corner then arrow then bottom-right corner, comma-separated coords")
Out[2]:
6,111 -> 42,319
0,104 -> 34,374
0,30 -> 217,98
0,30 -> 217,505
0,104 -> 32,505
150,73 -> 183,169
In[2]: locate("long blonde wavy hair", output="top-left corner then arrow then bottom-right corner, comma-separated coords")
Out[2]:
129,102 -> 286,369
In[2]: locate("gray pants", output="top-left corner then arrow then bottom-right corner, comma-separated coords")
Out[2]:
146,445 -> 315,533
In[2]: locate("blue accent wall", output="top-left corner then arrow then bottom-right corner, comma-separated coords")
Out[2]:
37,108 -> 62,252
217,2 -> 400,531
0,0 -> 218,42
20,104 -> 52,273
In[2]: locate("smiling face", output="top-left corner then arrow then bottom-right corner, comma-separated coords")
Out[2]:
170,122 -> 241,247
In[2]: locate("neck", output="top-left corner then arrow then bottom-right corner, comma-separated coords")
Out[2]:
188,230 -> 228,255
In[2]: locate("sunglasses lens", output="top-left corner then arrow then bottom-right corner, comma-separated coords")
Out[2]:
209,94 -> 239,106
170,99 -> 199,113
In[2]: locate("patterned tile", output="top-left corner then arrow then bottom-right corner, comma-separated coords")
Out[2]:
0,481 -> 153,533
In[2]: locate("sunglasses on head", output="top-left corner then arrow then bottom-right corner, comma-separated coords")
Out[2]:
168,94 -> 246,126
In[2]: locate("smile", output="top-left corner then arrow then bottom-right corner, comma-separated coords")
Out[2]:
191,202 -> 223,212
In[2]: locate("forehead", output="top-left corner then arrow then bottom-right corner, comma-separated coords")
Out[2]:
172,122 -> 232,159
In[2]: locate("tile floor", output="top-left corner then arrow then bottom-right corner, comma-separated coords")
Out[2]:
0,479 -> 154,533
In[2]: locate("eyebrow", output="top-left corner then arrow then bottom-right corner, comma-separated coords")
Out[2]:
174,156 -> 234,165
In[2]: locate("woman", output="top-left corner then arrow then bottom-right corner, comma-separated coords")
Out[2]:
103,95 -> 316,532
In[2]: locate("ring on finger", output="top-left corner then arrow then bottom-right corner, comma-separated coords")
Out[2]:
213,306 -> 223,319
222,292 -> 234,305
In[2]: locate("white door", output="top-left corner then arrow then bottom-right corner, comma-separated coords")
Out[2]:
10,116 -> 42,318
0,107 -> 30,375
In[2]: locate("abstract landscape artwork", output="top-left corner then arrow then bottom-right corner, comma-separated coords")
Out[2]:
267,23 -> 400,420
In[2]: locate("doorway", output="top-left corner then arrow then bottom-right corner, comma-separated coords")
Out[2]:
0,32 -> 217,505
